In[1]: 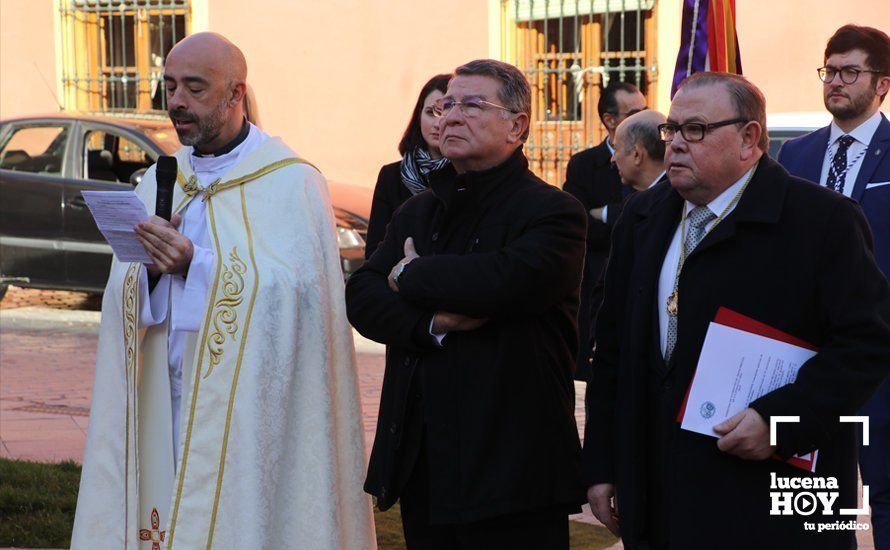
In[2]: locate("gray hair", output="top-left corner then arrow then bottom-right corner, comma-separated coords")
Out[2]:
677,72 -> 770,152
454,59 -> 531,141
622,117 -> 666,161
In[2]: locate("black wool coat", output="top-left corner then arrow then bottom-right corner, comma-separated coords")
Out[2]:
346,149 -> 588,523
583,155 -> 890,549
365,161 -> 413,259
563,140 -> 627,379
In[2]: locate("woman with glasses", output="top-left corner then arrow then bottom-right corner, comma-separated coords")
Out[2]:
365,74 -> 451,258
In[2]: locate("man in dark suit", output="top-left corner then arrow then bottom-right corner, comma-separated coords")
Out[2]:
584,71 -> 890,549
346,59 -> 587,548
563,81 -> 647,379
777,25 -> 890,548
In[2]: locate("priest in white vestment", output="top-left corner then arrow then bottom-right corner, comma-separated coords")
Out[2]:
71,32 -> 376,549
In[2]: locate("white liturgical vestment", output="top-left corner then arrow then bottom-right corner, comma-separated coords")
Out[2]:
138,123 -> 269,460
72,127 -> 376,549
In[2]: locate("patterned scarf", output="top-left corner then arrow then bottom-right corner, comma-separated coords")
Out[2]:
400,147 -> 449,195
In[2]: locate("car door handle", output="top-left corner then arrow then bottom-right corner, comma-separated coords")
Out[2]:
68,195 -> 87,209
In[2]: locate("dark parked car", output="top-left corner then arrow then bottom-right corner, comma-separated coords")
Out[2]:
0,113 -> 370,299
765,111 -> 831,159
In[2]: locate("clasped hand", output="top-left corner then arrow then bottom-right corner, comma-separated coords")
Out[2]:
388,237 -> 488,334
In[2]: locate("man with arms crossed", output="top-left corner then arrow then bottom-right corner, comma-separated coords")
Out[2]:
348,59 -> 587,548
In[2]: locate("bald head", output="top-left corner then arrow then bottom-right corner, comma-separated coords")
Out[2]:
615,110 -> 667,159
611,109 -> 668,191
167,32 -> 247,83
163,33 -> 248,153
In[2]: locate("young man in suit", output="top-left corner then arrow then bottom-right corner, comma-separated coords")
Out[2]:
777,25 -> 890,548
563,81 -> 647,380
584,71 -> 890,549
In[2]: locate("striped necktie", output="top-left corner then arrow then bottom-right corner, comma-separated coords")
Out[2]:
665,206 -> 716,362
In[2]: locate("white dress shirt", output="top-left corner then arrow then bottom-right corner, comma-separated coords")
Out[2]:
656,167 -> 754,357
137,123 -> 269,459
648,170 -> 667,190
818,110 -> 882,196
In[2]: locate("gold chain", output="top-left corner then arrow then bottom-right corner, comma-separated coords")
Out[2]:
676,166 -> 756,277
667,166 -> 757,317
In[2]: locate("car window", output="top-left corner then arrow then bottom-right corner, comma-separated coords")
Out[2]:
142,126 -> 180,155
767,130 -> 809,159
84,129 -> 154,183
0,124 -> 69,175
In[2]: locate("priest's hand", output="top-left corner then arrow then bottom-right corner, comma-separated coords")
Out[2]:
135,214 -> 194,276
431,312 -> 489,333
587,483 -> 620,537
388,237 -> 420,292
714,407 -> 775,460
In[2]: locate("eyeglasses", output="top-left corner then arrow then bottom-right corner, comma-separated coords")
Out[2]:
817,66 -> 884,85
658,118 -> 749,143
432,97 -> 517,119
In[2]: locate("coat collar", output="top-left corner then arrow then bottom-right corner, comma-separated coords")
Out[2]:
796,126 -> 831,184
590,139 -> 614,168
852,112 -> 890,201
428,147 -> 528,211
690,155 -> 788,257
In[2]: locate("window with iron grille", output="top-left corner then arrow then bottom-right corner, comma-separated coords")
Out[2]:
500,0 -> 658,185
59,0 -> 189,115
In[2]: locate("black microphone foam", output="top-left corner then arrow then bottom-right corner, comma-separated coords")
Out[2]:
155,155 -> 177,221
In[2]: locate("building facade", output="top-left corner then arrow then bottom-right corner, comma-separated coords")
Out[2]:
2,0 -> 888,188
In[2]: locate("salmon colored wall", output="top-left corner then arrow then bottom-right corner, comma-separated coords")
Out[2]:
736,1 -> 890,114
0,0 -> 60,119
655,0 -> 682,114
201,0 -> 490,189
3,1 -> 888,186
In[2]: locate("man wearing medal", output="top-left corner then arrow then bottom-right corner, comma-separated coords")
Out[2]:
582,71 -> 890,549
777,25 -> 890,549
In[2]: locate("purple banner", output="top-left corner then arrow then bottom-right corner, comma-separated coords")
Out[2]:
671,0 -> 711,98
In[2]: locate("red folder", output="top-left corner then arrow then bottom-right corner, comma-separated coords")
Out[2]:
677,307 -> 819,472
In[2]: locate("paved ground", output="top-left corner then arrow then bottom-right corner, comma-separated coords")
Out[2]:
0,289 -> 99,462
0,286 -> 589,463
0,286 -> 876,549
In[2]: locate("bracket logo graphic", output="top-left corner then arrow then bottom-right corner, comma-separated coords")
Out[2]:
769,416 -> 870,519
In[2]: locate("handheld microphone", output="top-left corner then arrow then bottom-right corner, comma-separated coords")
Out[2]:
155,155 -> 177,221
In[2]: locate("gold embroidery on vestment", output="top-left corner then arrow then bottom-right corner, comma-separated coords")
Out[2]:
122,262 -> 140,549
167,155 -> 313,547
167,200 -> 225,549
203,248 -> 247,379
205,185 -> 260,549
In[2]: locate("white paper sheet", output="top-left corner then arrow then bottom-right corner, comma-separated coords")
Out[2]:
681,322 -> 818,437
81,190 -> 153,263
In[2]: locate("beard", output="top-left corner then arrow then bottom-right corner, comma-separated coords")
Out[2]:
169,97 -> 230,148
824,85 -> 876,121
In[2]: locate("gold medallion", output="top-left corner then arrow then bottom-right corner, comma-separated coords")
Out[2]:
667,290 -> 679,317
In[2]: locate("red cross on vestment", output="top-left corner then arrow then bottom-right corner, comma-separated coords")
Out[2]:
138,507 -> 166,550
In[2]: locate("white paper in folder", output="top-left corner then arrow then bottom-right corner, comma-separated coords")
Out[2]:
681,322 -> 818,438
